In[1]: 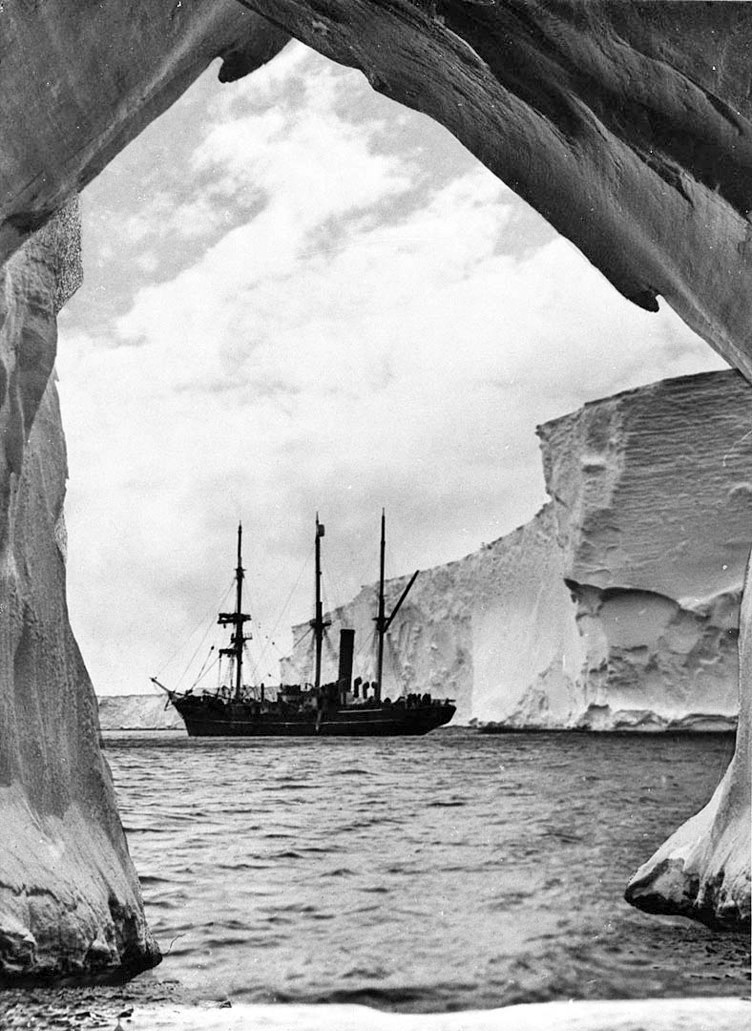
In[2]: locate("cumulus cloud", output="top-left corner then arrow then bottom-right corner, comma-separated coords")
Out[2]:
57,44 -> 727,695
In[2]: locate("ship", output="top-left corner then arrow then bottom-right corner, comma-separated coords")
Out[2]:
153,514 -> 456,736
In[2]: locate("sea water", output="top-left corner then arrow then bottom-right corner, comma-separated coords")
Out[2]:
105,729 -> 748,1012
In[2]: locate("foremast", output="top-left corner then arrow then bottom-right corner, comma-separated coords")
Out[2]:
218,523 -> 251,701
374,510 -> 419,700
310,515 -> 330,689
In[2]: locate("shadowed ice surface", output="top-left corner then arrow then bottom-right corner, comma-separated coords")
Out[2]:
104,729 -> 748,1012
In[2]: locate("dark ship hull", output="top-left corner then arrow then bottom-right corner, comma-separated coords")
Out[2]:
172,694 -> 455,737
158,518 -> 456,739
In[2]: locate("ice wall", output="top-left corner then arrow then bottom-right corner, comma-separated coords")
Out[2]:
0,208 -> 160,981
284,371 -> 751,734
539,369 -> 751,733
98,695 -> 183,732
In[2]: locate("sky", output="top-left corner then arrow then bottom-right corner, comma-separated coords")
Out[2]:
56,42 -> 728,696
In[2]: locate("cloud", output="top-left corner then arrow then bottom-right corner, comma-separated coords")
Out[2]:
57,45 -> 727,696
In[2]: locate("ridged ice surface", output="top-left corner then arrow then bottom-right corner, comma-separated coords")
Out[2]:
536,369 -> 752,732
539,370 -> 752,603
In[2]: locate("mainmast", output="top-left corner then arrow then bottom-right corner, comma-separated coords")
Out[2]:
374,510 -> 419,701
375,510 -> 387,698
218,523 -> 251,701
309,515 -> 330,689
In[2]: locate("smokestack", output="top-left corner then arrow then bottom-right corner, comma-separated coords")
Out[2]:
337,628 -> 355,698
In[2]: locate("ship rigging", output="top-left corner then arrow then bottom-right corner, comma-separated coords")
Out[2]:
153,516 -> 455,737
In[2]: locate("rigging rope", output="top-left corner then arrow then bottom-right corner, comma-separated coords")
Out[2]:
300,624 -> 319,682
192,651 -> 220,688
245,641 -> 275,684
173,582 -> 234,690
268,549 -> 312,638
156,578 -> 234,680
385,634 -> 408,694
249,550 -> 313,676
189,645 -> 216,690
353,625 -> 379,680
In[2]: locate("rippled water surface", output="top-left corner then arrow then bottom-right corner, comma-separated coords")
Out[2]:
105,729 -> 748,1011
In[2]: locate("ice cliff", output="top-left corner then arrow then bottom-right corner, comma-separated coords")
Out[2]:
282,370 -> 750,735
0,0 -> 749,966
538,370 -> 751,735
98,695 -> 183,732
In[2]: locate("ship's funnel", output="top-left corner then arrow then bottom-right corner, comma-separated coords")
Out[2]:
337,628 -> 355,695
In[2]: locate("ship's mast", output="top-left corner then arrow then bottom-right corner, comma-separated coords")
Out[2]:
218,523 -> 251,701
375,509 -> 387,698
374,511 -> 419,701
310,515 -> 330,689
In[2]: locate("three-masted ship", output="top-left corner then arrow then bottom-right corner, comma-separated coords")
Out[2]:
154,515 -> 455,737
